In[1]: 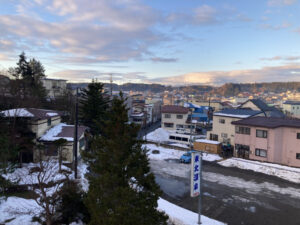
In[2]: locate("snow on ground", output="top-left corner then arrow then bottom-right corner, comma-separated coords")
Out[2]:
0,197 -> 41,225
219,158 -> 300,184
2,161 -> 72,185
78,161 -> 89,192
145,144 -> 222,162
169,143 -> 189,148
146,128 -> 170,142
158,198 -> 225,225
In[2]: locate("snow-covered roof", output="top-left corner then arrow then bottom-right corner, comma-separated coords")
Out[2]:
195,139 -> 220,145
1,108 -> 34,117
1,108 -> 62,119
39,123 -> 87,142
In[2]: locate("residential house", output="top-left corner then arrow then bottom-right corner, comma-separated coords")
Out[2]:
145,98 -> 162,123
232,117 -> 300,167
161,105 -> 191,131
0,108 -> 86,163
239,99 -> 285,118
207,109 -> 263,146
38,123 -> 87,162
282,100 -> 300,118
42,78 -> 67,99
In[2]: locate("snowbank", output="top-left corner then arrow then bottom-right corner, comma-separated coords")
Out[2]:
146,128 -> 170,142
158,198 -> 225,225
219,158 -> 300,183
145,144 -> 222,162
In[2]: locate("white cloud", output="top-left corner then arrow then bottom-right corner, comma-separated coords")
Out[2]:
150,64 -> 300,86
268,0 -> 298,6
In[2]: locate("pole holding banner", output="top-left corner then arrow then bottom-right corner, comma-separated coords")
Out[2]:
191,151 -> 203,224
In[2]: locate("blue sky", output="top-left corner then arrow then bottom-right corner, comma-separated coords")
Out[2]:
0,0 -> 300,85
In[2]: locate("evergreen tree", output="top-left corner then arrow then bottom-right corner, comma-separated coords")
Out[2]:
85,94 -> 168,225
79,80 -> 110,136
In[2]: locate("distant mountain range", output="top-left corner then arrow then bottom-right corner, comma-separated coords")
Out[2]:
67,81 -> 300,96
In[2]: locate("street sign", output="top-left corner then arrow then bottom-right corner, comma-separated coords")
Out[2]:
191,152 -> 201,197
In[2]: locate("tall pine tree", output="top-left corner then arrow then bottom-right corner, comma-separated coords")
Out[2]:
79,80 -> 110,136
85,94 -> 168,225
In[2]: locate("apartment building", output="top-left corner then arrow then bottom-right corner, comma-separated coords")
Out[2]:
161,105 -> 190,130
232,117 -> 300,167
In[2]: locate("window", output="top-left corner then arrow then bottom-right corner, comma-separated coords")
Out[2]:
164,114 -> 171,118
176,124 -> 184,128
210,133 -> 218,141
176,114 -> 183,119
170,136 -> 175,140
182,137 -> 188,142
164,123 -> 174,128
221,133 -> 228,138
236,126 -> 251,135
297,133 -> 300,139
296,153 -> 300,160
255,148 -> 267,157
219,119 -> 225,124
79,138 -> 85,149
256,129 -> 268,138
47,118 -> 51,126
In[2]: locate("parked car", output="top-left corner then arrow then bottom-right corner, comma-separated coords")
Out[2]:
175,128 -> 186,134
180,150 -> 197,163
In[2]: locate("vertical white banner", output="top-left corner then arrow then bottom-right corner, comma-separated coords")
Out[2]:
191,152 -> 201,197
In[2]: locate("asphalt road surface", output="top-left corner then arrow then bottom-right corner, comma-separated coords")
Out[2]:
150,159 -> 300,225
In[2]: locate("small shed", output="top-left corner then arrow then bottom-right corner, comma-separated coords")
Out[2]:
193,139 -> 221,154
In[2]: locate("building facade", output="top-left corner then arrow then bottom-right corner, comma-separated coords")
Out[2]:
161,105 -> 190,131
282,101 -> 300,118
232,117 -> 300,168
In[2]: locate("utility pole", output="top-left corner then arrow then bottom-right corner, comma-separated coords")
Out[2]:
73,87 -> 78,179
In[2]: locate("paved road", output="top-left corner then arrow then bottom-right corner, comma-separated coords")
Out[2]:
150,159 -> 300,225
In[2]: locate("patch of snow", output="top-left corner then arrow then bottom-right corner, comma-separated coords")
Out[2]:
40,123 -> 73,142
1,108 -> 34,117
146,128 -> 170,142
77,162 -> 89,192
0,197 -> 42,225
169,143 -> 189,149
195,139 -> 220,145
158,198 -> 225,225
46,112 -> 58,117
2,161 -> 71,185
218,158 -> 300,184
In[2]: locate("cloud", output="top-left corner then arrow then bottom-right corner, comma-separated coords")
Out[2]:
150,64 -> 300,86
50,69 -> 147,83
260,55 -> 300,61
151,57 -> 178,63
260,22 -> 291,30
0,0 -> 166,64
268,0 -> 298,6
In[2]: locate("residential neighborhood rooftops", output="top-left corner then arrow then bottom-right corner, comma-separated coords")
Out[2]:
213,109 -> 262,118
232,116 -> 300,128
161,105 -> 189,114
39,123 -> 87,142
0,108 -> 63,120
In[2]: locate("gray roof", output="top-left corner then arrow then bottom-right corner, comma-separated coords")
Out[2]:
214,109 -> 262,117
240,99 -> 285,118
232,116 -> 300,129
283,100 -> 300,105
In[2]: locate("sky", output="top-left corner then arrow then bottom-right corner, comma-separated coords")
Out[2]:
0,0 -> 300,86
